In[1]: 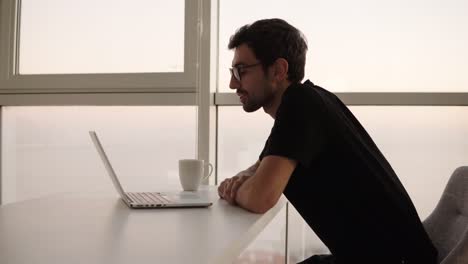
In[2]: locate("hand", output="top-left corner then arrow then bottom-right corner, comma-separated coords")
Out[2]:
218,175 -> 250,205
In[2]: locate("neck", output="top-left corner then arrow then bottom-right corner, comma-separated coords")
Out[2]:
263,80 -> 292,119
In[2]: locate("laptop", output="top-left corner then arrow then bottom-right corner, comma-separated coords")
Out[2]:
89,131 -> 213,209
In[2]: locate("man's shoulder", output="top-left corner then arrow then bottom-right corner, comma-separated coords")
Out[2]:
285,80 -> 335,100
282,80 -> 339,114
283,80 -> 318,103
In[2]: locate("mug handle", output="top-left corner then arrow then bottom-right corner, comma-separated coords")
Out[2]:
202,163 -> 214,181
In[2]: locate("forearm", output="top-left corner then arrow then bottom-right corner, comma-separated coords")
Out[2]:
218,161 -> 260,203
234,156 -> 296,214
235,175 -> 276,214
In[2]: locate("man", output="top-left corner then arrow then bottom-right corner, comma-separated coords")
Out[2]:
217,18 -> 437,264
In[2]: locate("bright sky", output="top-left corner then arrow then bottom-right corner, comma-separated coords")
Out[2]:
19,0 -> 185,73
19,0 -> 468,92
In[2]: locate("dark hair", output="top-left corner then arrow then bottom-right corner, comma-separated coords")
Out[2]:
228,18 -> 308,83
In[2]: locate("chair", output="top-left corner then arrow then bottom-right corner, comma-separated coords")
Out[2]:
423,166 -> 468,264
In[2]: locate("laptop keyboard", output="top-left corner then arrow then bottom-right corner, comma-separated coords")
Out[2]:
127,192 -> 171,205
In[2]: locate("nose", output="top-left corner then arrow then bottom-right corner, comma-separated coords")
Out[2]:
229,74 -> 240,90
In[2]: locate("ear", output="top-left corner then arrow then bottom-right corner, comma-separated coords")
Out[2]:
273,58 -> 289,82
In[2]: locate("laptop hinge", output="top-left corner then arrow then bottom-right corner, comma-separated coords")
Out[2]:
124,194 -> 134,204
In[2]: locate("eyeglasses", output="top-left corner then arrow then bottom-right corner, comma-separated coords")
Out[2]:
229,62 -> 262,82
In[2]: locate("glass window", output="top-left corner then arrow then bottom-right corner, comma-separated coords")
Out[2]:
218,0 -> 468,92
1,106 -> 196,204
219,105 -> 468,216
19,0 -> 185,74
217,107 -> 273,181
349,106 -> 468,218
218,105 -> 468,262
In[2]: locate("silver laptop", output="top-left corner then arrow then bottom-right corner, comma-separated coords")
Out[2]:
89,131 -> 213,209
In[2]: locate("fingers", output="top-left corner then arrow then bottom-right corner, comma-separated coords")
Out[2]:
217,184 -> 224,198
223,177 -> 237,204
225,176 -> 249,205
218,179 -> 228,199
230,179 -> 243,201
218,177 -> 236,199
218,176 -> 249,204
232,175 -> 249,199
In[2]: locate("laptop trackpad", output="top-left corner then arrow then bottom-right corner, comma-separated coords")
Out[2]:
164,192 -> 211,203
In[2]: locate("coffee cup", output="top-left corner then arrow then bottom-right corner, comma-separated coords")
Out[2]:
178,159 -> 213,191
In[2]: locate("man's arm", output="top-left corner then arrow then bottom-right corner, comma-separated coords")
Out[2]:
235,155 -> 297,214
218,160 -> 260,202
235,156 -> 297,213
218,156 -> 296,213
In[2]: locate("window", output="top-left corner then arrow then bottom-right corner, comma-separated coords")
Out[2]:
218,105 -> 468,262
1,106 -> 197,204
349,106 -> 468,218
217,107 -> 272,181
219,105 -> 468,216
19,0 -> 185,74
218,0 -> 468,92
0,0 -> 209,205
0,0 -> 200,91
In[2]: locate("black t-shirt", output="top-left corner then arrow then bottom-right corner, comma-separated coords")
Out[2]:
259,80 -> 437,263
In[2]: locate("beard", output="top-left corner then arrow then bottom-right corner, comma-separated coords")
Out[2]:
242,100 -> 262,112
240,92 -> 261,112
240,84 -> 274,113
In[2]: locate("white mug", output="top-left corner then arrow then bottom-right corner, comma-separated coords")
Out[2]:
178,159 -> 213,191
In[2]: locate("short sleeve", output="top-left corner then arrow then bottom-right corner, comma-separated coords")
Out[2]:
260,85 -> 329,167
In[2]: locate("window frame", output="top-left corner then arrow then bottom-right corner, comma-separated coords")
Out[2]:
0,0 -> 218,205
215,93 -> 468,106
0,0 -> 199,93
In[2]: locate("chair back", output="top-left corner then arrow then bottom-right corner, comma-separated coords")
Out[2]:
423,166 -> 468,264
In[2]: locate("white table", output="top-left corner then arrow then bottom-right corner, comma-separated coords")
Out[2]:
0,186 -> 286,264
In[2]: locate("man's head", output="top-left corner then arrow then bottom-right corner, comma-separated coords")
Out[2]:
228,18 -> 308,113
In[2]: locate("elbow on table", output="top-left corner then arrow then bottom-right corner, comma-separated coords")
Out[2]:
245,196 -> 278,214
236,184 -> 280,214
249,205 -> 272,214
